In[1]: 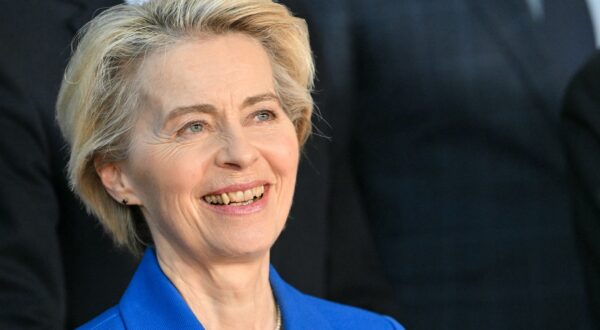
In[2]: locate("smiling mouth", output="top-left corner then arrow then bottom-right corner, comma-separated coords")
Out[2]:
203,185 -> 265,206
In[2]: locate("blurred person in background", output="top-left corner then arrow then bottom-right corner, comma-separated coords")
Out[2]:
562,51 -> 600,328
0,1 -> 135,328
330,0 -> 598,328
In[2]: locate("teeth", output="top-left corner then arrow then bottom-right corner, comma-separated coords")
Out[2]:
204,185 -> 265,205
221,193 -> 230,205
234,191 -> 244,202
244,189 -> 253,201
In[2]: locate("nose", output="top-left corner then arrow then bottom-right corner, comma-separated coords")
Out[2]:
215,127 -> 259,170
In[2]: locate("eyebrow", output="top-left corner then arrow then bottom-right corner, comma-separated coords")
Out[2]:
162,104 -> 217,128
162,92 -> 281,127
241,93 -> 281,108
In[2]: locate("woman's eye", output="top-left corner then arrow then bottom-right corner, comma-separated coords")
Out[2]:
254,110 -> 276,122
178,121 -> 205,136
189,122 -> 203,132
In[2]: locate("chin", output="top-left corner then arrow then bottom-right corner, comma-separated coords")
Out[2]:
209,226 -> 282,260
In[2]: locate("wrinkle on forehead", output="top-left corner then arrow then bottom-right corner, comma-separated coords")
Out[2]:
135,33 -> 275,124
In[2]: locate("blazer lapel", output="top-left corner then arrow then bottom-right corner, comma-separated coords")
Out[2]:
270,266 -> 334,330
466,0 -> 552,110
119,249 -> 204,329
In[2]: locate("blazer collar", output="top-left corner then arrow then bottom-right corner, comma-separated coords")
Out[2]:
466,0 -> 595,112
466,0 -> 550,108
270,264 -> 334,330
118,249 -> 333,329
118,249 -> 203,329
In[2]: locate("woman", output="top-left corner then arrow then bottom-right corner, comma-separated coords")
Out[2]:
57,0 -> 403,329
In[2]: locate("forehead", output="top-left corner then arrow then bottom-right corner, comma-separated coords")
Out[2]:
137,33 -> 275,113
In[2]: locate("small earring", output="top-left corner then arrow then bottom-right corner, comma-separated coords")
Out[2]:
122,198 -> 129,205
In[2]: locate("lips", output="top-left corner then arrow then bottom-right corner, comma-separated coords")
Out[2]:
203,185 -> 265,206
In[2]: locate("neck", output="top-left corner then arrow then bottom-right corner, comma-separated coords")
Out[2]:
155,245 -> 277,330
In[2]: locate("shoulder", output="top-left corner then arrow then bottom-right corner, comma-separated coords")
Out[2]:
299,294 -> 404,329
76,306 -> 125,330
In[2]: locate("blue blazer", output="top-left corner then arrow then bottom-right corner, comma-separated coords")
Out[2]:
78,249 -> 403,329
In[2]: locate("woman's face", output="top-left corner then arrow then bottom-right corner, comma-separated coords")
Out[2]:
120,34 -> 299,262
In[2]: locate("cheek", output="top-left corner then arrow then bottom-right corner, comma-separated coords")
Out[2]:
127,143 -> 211,205
279,138 -> 300,178
263,127 -> 300,179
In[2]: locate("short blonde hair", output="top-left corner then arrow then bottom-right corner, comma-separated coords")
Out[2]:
56,0 -> 314,255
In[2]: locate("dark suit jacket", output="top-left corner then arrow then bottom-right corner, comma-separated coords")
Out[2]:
562,51 -> 600,327
0,1 -> 135,329
0,1 -> 392,328
275,0 -> 397,316
341,0 -> 596,328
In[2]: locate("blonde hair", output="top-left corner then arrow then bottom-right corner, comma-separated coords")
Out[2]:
56,0 -> 314,255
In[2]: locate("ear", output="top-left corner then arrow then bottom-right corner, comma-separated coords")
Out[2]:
95,159 -> 142,206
